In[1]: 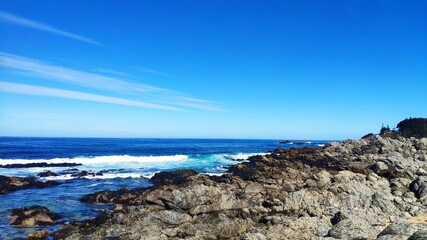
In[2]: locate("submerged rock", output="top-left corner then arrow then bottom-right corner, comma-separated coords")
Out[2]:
37,170 -> 59,177
0,162 -> 82,168
9,205 -> 59,227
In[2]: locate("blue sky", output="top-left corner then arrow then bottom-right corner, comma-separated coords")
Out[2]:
0,0 -> 426,139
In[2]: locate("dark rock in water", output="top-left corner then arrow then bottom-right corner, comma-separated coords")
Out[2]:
279,140 -> 293,144
409,178 -> 426,198
0,162 -> 82,168
150,170 -> 198,186
0,175 -> 61,195
81,188 -> 145,204
27,230 -> 49,240
71,170 -> 92,178
9,205 -> 59,227
37,170 -> 59,177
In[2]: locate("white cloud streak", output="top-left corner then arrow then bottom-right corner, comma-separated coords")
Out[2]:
0,11 -> 100,46
0,52 -> 222,111
0,82 -> 179,111
93,68 -> 134,78
138,67 -> 176,78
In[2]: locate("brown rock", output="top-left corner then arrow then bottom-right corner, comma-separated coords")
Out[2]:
9,205 -> 58,227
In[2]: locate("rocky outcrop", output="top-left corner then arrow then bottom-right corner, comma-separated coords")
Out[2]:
80,188 -> 147,204
0,175 -> 61,195
54,136 -> 427,240
0,162 -> 82,168
150,169 -> 198,186
8,205 -> 59,227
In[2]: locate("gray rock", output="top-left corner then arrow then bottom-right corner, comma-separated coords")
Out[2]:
409,178 -> 426,198
378,222 -> 427,238
328,218 -> 376,239
245,182 -> 264,194
416,168 -> 427,176
239,232 -> 267,240
409,230 -> 427,240
153,210 -> 192,225
372,161 -> 390,176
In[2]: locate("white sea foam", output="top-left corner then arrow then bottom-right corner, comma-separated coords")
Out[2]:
202,172 -> 225,176
225,152 -> 266,161
0,155 -> 189,166
41,172 -> 144,181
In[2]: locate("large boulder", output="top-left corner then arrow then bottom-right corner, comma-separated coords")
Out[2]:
150,170 -> 198,186
8,205 -> 59,227
328,218 -> 376,239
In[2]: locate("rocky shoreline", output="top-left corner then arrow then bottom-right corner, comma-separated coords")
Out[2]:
2,135 -> 426,239
40,135 -> 426,240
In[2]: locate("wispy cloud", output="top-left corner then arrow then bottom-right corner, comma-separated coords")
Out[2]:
0,52 -> 222,111
138,67 -> 176,78
93,68 -> 134,78
0,11 -> 100,46
0,110 -> 98,121
0,82 -> 179,111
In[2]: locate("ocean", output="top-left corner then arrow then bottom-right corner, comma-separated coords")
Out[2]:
0,137 -> 327,238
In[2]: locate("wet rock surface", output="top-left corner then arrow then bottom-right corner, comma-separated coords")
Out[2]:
0,175 -> 61,195
8,205 -> 59,227
53,136 -> 427,239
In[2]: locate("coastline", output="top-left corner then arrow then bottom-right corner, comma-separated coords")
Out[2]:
47,135 -> 427,239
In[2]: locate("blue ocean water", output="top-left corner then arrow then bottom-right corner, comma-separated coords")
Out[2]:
0,137 -> 327,239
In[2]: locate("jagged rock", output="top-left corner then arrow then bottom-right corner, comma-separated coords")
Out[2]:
53,135 -> 427,240
153,210 -> 192,225
409,230 -> 427,240
9,205 -> 58,227
371,161 -> 390,176
331,211 -> 347,225
81,188 -> 145,204
27,230 -> 49,240
150,170 -> 198,186
328,218 -> 376,239
239,232 -> 267,240
0,175 -> 61,195
245,182 -> 264,194
409,178 -> 426,198
416,168 -> 427,176
37,170 -> 59,177
378,222 -> 427,238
